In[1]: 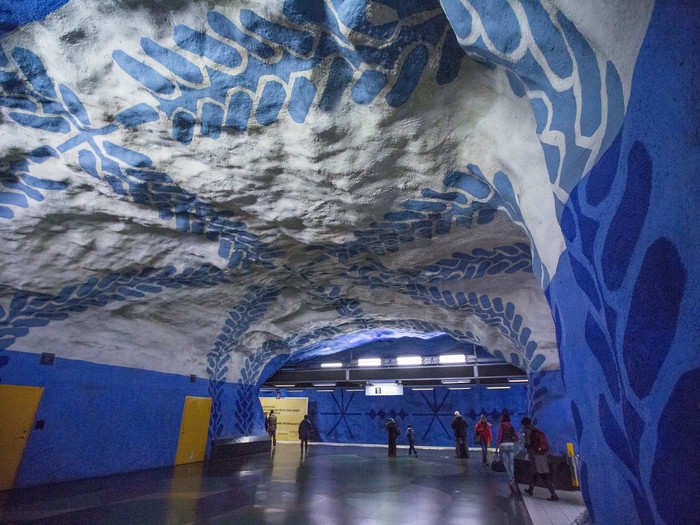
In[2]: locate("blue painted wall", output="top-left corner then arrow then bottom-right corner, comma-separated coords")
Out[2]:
261,385 -> 527,448
0,0 -> 69,37
545,3 -> 700,524
1,349 -> 246,488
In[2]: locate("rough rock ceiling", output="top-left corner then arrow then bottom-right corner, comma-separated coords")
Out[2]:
0,0 -> 652,384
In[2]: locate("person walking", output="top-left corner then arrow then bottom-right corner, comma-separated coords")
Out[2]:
266,410 -> 277,446
475,414 -> 492,465
521,417 -> 559,500
298,414 -> 313,455
496,411 -> 520,496
451,411 -> 469,458
386,418 -> 400,457
406,424 -> 418,456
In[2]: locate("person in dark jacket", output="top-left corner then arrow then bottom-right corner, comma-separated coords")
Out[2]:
451,411 -> 469,458
521,417 -> 559,500
406,424 -> 418,456
496,411 -> 520,496
266,410 -> 277,446
298,414 -> 313,454
475,414 -> 492,465
386,418 -> 400,457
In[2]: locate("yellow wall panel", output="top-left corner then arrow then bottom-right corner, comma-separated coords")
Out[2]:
175,396 -> 212,465
259,397 -> 308,441
0,385 -> 44,490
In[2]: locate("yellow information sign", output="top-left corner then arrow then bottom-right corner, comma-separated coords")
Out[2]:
259,397 -> 308,442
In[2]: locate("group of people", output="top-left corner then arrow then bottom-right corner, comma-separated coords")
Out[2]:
386,410 -> 560,501
267,408 -> 559,501
265,410 -> 314,454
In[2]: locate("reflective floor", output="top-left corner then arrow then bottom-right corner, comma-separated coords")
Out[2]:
0,444 -> 533,524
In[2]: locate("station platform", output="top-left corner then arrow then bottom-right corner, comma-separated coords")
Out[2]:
0,443 -> 584,524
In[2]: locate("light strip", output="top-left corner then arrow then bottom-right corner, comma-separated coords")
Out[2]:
411,387 -> 434,391
345,388 -> 363,391
317,389 -> 335,392
273,384 -> 295,388
448,387 -> 472,390
396,356 -> 422,366
508,378 -> 528,383
313,383 -> 335,387
441,379 -> 471,384
321,362 -> 343,368
358,358 -> 381,367
439,354 -> 466,364
487,386 -> 511,390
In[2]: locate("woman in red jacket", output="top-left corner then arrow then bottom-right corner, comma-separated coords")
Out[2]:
474,414 -> 492,465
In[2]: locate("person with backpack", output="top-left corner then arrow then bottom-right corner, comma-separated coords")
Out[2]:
475,414 -> 492,465
496,410 -> 520,496
451,411 -> 469,458
521,417 -> 559,500
386,418 -> 400,457
298,414 -> 313,455
406,424 -> 418,456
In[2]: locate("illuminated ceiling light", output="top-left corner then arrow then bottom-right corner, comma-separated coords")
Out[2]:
487,386 -> 511,390
345,388 -> 363,391
439,354 -> 466,364
317,389 -> 335,392
411,387 -> 434,391
321,362 -> 343,368
396,356 -> 422,366
358,358 -> 381,367
273,384 -> 295,388
508,378 -> 528,383
441,379 -> 471,384
313,383 -> 335,387
448,387 -> 472,390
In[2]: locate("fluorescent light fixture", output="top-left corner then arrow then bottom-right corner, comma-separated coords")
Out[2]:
448,387 -> 472,390
321,362 -> 343,368
358,358 -> 381,367
317,389 -> 335,392
273,384 -> 295,388
439,354 -> 466,364
487,386 -> 511,390
508,378 -> 528,383
441,379 -> 471,384
396,355 -> 422,366
411,387 -> 434,391
345,388 -> 363,391
313,383 -> 335,387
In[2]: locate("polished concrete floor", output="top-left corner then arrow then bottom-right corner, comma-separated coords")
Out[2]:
0,444 -> 533,524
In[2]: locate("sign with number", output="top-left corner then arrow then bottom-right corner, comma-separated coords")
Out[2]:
365,383 -> 403,396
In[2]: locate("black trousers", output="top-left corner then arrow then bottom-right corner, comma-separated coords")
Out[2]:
455,437 -> 468,457
268,430 -> 276,446
300,439 -> 308,452
408,442 -> 417,455
388,439 -> 397,457
529,471 -> 557,496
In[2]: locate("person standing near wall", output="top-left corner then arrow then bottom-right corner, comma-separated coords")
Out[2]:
298,414 -> 312,455
406,424 -> 418,456
497,411 -> 520,496
267,410 -> 277,446
521,417 -> 559,501
451,411 -> 469,458
475,414 -> 492,465
386,418 -> 400,457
